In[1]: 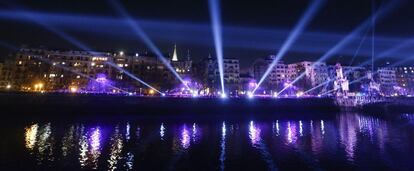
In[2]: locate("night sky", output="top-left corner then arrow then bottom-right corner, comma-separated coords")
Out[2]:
0,0 -> 413,68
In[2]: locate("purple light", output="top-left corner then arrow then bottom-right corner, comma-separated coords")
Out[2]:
249,121 -> 261,145
89,127 -> 102,169
192,123 -> 200,143
284,82 -> 291,87
286,122 -> 297,144
249,82 -> 257,88
87,73 -> 114,93
220,122 -> 226,171
160,123 -> 165,140
181,125 -> 190,149
95,73 -> 108,83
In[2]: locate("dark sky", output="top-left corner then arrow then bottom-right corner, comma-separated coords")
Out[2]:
0,0 -> 413,68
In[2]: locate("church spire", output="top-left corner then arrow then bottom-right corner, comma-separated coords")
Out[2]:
172,44 -> 178,61
186,49 -> 190,61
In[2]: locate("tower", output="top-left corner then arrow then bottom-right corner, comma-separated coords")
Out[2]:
172,44 -> 178,62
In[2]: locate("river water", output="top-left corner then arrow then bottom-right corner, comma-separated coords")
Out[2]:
2,112 -> 414,170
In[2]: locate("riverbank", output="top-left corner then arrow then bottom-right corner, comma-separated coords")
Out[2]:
0,92 -> 339,116
1,93 -> 413,118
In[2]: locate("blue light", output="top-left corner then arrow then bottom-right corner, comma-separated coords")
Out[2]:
208,0 -> 225,95
106,62 -> 162,94
253,0 -> 325,93
279,1 -> 402,95
304,79 -> 331,94
1,9 -> 412,60
220,93 -> 227,99
107,0 -> 190,90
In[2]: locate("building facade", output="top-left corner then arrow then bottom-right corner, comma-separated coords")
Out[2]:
377,67 -> 397,95
252,55 -> 288,90
203,55 -> 240,94
392,66 -> 414,95
288,61 -> 329,90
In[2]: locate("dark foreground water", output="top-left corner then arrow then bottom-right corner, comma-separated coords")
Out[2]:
2,113 -> 414,171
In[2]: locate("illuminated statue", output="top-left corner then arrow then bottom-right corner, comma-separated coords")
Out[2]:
333,63 -> 349,97
367,71 -> 380,94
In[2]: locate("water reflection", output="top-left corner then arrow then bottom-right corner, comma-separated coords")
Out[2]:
136,126 -> 141,140
249,121 -> 276,170
89,127 -> 101,169
286,121 -> 298,144
320,120 -> 325,135
78,125 -> 88,167
249,121 -> 261,145
36,123 -> 54,164
25,124 -> 38,151
160,123 -> 166,141
108,126 -> 123,171
19,113 -> 414,170
126,122 -> 130,141
192,123 -> 200,143
180,125 -> 190,149
62,125 -> 75,157
338,114 -> 358,161
219,122 -> 226,171
125,152 -> 134,170
272,120 -> 280,136
77,126 -> 102,169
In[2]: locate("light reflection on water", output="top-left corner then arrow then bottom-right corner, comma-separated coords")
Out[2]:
108,126 -> 123,171
36,123 -> 54,164
160,123 -> 165,140
25,124 -> 38,151
20,113 -> 414,170
180,124 -> 190,149
219,122 -> 226,171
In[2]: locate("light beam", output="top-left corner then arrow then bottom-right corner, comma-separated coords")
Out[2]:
253,0 -> 325,94
106,62 -> 162,94
278,1 -> 400,95
208,0 -> 225,95
107,0 -> 190,89
304,78 -> 331,94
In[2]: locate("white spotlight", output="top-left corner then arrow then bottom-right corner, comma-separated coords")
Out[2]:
247,92 -> 254,99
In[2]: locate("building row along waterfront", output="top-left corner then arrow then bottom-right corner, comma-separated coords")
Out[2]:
0,48 -> 413,96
